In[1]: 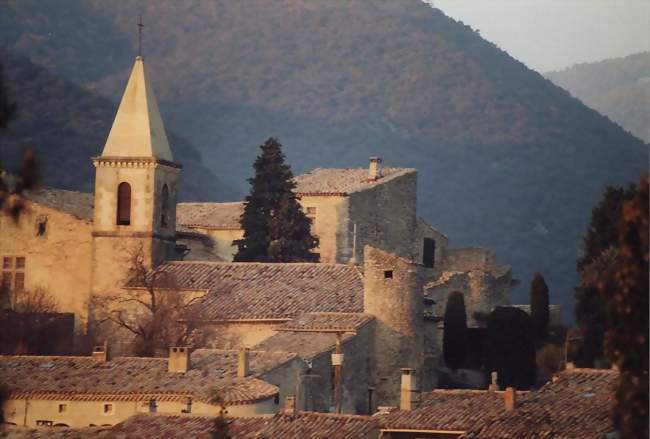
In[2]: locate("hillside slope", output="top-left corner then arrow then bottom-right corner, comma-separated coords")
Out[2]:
546,52 -> 650,143
1,0 -> 647,315
0,50 -> 237,201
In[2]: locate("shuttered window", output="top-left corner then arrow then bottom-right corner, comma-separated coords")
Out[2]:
116,182 -> 131,225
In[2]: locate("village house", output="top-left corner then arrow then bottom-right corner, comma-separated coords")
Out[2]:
0,52 -> 522,420
0,346 -> 305,428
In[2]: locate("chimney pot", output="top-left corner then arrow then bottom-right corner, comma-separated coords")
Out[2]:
488,371 -> 499,392
504,387 -> 517,411
168,346 -> 190,373
368,157 -> 383,181
566,361 -> 575,372
284,395 -> 297,415
400,368 -> 420,411
238,348 -> 251,378
91,341 -> 110,363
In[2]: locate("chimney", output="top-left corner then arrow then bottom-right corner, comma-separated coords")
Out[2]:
91,342 -> 110,363
168,347 -> 190,373
566,361 -> 575,372
400,368 -> 420,411
368,157 -> 383,181
488,371 -> 499,392
284,395 -> 297,415
504,387 -> 517,411
238,348 -> 250,378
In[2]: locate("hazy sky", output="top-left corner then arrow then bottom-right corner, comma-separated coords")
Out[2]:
428,0 -> 650,72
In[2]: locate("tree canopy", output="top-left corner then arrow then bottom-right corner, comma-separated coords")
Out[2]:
443,291 -> 468,371
529,272 -> 550,344
234,137 -> 318,263
599,175 -> 648,438
485,306 -> 536,389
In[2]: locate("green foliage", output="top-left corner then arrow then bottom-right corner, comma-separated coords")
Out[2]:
529,272 -> 550,344
442,291 -> 468,371
599,175 -> 648,438
485,306 -> 536,390
577,184 -> 637,272
234,138 -> 318,263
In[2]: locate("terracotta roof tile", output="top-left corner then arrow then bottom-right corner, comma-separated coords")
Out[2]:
150,262 -> 364,320
0,349 -> 293,405
70,412 -> 380,439
294,167 -> 416,196
379,389 -> 513,432
254,331 -> 355,360
26,188 -> 94,220
176,202 -> 244,229
460,369 -> 617,439
278,312 -> 374,332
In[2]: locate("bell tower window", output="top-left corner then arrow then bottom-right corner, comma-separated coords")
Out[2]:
160,184 -> 170,227
116,182 -> 132,226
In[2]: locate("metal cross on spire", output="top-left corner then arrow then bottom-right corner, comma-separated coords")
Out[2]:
137,14 -> 144,57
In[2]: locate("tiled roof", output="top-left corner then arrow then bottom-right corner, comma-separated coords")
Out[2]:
294,167 -> 416,196
176,202 -> 244,229
460,369 -> 618,439
278,312 -> 374,332
0,349 -> 294,405
26,188 -> 94,220
254,331 -> 355,360
379,389 -> 513,433
76,412 -> 379,439
148,262 -> 364,320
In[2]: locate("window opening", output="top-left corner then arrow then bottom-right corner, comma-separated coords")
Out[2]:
116,182 -> 132,225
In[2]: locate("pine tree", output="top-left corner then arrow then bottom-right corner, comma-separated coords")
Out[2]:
443,291 -> 468,371
234,138 -> 318,262
530,273 -> 550,344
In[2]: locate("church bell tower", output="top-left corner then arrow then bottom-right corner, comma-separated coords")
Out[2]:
90,55 -> 180,297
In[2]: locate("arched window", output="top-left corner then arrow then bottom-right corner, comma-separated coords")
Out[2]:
116,182 -> 131,225
160,184 -> 170,227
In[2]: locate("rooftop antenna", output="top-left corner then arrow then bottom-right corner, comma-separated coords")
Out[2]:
137,14 -> 144,58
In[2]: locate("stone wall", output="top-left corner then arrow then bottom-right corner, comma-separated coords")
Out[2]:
442,247 -> 496,272
413,218 -> 448,273
180,228 -> 243,262
297,195 -> 350,264
3,396 -> 277,428
363,246 -> 423,407
0,203 -> 93,329
349,171 -> 418,264
203,321 -> 282,349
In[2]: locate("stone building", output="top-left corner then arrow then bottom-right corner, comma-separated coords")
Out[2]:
0,53 -> 517,418
0,347 -> 298,428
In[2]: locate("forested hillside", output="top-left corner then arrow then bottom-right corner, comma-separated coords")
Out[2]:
0,50 -> 236,201
546,52 -> 650,143
1,0 -> 647,314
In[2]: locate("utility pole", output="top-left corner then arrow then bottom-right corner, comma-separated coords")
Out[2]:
332,332 -> 344,413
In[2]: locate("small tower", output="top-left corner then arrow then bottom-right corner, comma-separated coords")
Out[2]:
90,55 -> 180,299
363,245 -> 423,407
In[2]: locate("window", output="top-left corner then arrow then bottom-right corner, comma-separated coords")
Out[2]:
58,404 -> 67,413
36,216 -> 47,236
160,184 -> 170,227
1,256 -> 26,292
384,270 -> 393,279
116,182 -> 131,225
423,238 -> 436,268
102,403 -> 114,415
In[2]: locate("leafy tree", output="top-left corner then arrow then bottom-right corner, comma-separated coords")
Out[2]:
575,183 -> 637,367
599,175 -> 648,438
485,306 -> 536,389
234,138 -> 318,262
577,184 -> 636,272
529,273 -> 550,344
443,291 -> 468,371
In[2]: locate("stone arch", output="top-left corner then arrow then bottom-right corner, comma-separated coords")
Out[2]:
116,182 -> 131,225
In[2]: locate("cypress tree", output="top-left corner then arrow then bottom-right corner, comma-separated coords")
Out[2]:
530,272 -> 550,344
234,138 -> 318,262
443,291 -> 468,371
485,306 -> 536,389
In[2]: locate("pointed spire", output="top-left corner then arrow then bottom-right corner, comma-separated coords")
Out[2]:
101,57 -> 174,162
